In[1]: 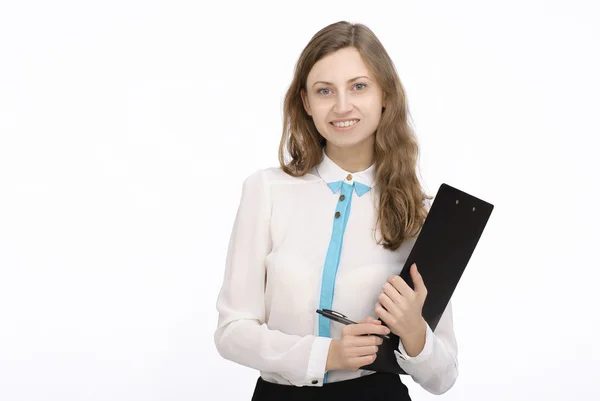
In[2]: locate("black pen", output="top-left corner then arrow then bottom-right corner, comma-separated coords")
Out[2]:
316,309 -> 390,340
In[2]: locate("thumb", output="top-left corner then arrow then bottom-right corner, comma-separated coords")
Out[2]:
411,263 -> 427,294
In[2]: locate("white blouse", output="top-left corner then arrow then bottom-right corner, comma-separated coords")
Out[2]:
214,151 -> 459,395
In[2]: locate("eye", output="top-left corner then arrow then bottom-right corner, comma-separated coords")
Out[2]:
353,83 -> 367,90
317,88 -> 332,95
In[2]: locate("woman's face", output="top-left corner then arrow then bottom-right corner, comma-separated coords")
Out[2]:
302,47 -> 386,153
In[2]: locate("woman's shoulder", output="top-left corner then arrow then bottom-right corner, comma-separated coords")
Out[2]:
242,165 -> 321,188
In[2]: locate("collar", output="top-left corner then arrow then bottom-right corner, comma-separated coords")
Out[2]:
315,149 -> 375,197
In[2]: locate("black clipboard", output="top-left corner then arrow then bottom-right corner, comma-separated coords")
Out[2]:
361,183 -> 494,374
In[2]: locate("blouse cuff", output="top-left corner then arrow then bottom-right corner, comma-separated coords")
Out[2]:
394,323 -> 434,364
304,336 -> 332,387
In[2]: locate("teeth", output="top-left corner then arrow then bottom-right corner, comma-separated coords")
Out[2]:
333,119 -> 358,128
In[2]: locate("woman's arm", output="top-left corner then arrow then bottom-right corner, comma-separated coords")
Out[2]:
394,301 -> 459,395
214,169 -> 331,387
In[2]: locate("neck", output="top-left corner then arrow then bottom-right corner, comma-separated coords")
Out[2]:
324,140 -> 375,173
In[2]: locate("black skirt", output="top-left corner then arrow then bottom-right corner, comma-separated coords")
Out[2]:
251,372 -> 411,401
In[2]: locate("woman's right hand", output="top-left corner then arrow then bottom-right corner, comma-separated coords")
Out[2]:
326,316 -> 391,372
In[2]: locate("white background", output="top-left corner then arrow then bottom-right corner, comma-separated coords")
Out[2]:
1,1 -> 599,400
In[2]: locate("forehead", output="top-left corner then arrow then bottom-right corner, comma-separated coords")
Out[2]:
306,47 -> 372,84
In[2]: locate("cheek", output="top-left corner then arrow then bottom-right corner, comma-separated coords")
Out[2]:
361,96 -> 384,116
310,103 -> 330,120
310,105 -> 333,128
364,102 -> 385,127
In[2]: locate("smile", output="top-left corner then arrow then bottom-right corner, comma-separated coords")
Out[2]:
331,119 -> 360,128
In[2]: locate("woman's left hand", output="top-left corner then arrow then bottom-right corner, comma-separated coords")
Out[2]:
375,263 -> 428,344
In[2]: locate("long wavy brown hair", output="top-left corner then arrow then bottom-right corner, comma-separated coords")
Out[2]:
278,21 -> 432,251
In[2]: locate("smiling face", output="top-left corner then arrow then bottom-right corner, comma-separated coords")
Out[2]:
301,47 -> 386,158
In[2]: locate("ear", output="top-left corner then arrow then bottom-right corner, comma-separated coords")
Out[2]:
382,92 -> 387,109
301,89 -> 312,116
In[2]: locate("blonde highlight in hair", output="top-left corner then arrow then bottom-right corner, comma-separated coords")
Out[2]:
279,21 -> 432,251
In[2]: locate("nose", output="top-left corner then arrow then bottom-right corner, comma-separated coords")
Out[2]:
333,93 -> 353,114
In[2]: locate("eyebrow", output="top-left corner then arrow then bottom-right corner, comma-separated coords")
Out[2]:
311,76 -> 371,88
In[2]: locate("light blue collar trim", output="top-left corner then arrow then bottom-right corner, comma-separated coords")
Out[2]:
354,181 -> 371,196
327,180 -> 371,196
326,181 -> 343,193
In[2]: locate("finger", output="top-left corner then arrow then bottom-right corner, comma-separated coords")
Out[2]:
375,302 -> 396,325
346,333 -> 383,348
358,316 -> 381,324
411,264 -> 427,296
388,274 -> 414,298
355,354 -> 377,369
346,322 -> 390,337
381,282 -> 407,308
347,344 -> 380,357
378,292 -> 402,316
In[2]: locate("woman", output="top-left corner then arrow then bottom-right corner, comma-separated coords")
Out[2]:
214,21 -> 459,400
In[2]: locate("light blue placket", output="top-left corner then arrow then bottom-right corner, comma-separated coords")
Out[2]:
318,179 -> 371,383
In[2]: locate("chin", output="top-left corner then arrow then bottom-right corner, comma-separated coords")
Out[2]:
328,139 -> 366,149
325,131 -> 375,149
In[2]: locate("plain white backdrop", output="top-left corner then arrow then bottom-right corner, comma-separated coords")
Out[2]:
1,0 -> 599,400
